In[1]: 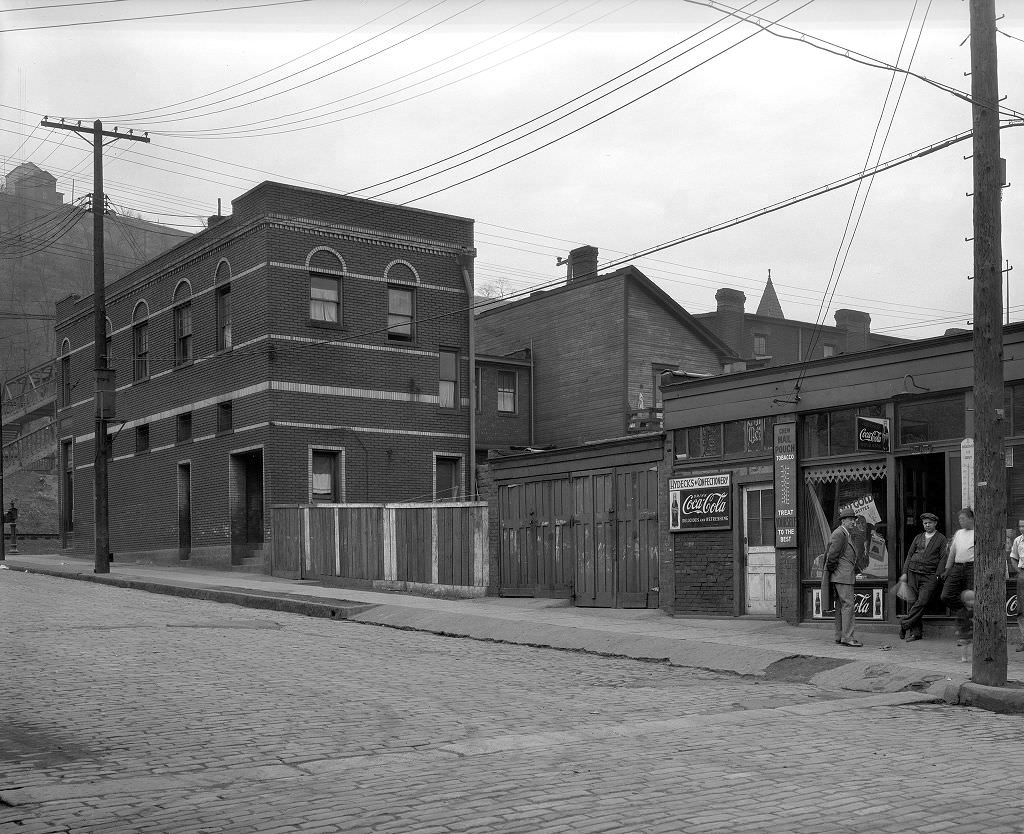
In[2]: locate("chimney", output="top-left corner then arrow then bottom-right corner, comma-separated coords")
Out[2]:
715,288 -> 746,356
834,309 -> 871,353
566,245 -> 598,283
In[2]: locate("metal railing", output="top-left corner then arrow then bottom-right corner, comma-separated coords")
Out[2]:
2,358 -> 58,426
2,421 -> 57,477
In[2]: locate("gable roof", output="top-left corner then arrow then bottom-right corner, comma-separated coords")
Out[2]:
476,263 -> 738,360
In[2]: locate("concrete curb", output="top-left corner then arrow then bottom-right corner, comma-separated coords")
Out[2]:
3,564 -> 376,621
936,679 -> 1024,713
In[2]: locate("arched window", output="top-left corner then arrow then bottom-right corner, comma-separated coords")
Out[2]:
385,262 -> 417,343
308,248 -> 344,324
132,301 -> 150,381
172,280 -> 193,365
215,261 -> 232,351
60,338 -> 72,407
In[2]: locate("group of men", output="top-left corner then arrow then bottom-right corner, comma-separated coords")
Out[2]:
823,506 -> 1024,650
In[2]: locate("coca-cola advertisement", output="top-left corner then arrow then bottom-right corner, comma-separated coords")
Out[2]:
669,474 -> 732,532
856,416 -> 890,453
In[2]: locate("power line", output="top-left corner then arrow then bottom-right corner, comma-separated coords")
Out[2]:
118,0 -> 485,129
0,0 -> 315,34
99,0 -> 418,121
0,0 -> 129,12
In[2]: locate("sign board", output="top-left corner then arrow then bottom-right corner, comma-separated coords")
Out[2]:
838,494 -> 882,525
856,416 -> 890,453
812,587 -> 885,620
961,438 -> 975,509
668,474 -> 731,532
773,422 -> 797,547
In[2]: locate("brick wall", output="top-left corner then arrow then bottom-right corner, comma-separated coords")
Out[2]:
673,530 -> 735,615
54,183 -> 475,564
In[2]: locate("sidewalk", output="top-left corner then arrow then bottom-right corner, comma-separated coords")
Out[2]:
4,552 -> 1023,713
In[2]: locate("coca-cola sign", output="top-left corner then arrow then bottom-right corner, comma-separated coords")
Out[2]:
669,474 -> 732,531
856,416 -> 890,452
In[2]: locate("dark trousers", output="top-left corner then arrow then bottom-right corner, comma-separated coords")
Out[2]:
940,561 -> 975,638
901,570 -> 942,638
832,582 -> 856,643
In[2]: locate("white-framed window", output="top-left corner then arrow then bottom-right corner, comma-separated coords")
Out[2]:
132,301 -> 149,381
497,370 -> 517,413
439,349 -> 457,408
215,261 -> 232,351
310,446 -> 346,503
308,249 -> 344,324
753,333 -> 767,356
173,281 -> 193,366
387,286 -> 414,341
823,344 -> 836,358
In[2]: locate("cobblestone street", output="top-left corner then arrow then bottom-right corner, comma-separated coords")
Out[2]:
2,571 -> 1021,834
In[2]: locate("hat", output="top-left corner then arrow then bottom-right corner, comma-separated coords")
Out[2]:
838,509 -> 858,520
920,512 -> 938,522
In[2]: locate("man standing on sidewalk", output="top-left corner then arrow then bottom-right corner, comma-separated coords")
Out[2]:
898,512 -> 948,642
825,509 -> 862,647
940,507 -> 976,644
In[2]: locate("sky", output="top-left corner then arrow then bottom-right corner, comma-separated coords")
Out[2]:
1,0 -> 1022,340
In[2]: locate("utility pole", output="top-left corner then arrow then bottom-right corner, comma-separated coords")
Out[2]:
40,118 -> 149,574
968,0 -> 1007,686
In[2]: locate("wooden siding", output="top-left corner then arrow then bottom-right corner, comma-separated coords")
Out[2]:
625,280 -> 724,415
476,276 -> 626,446
269,502 -> 488,595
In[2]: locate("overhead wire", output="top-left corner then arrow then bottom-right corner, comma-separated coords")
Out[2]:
99,0 -> 418,121
0,0 -> 316,34
116,0 -> 486,129
795,0 -> 932,392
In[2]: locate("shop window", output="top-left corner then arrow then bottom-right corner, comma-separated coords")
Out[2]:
497,371 -> 517,413
674,423 -> 722,460
897,394 -> 965,446
802,466 -> 888,582
439,350 -> 457,408
803,405 -> 884,458
723,417 -> 773,458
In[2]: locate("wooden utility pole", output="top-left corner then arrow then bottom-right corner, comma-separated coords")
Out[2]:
40,118 -> 149,574
968,0 -> 1007,686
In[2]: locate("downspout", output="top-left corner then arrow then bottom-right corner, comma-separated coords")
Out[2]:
529,338 -> 535,446
458,248 -> 477,499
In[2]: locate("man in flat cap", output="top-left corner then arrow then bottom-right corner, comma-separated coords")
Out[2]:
898,512 -> 948,641
825,508 -> 862,647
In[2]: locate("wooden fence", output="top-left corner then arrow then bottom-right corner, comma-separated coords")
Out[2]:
270,502 -> 489,596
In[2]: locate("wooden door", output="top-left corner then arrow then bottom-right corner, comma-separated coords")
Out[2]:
743,485 -> 777,616
615,466 -> 660,608
573,471 -> 615,607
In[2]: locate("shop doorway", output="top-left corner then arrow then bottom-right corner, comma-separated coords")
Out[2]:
229,449 -> 264,564
743,484 -> 777,616
899,453 -> 947,548
899,453 -> 948,616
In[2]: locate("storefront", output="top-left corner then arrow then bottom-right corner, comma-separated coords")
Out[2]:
660,326 -> 1024,626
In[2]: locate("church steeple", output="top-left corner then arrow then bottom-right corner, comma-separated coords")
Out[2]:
756,270 -> 785,319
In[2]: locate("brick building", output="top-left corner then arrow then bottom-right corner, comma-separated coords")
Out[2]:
55,181 -> 475,568
696,276 -> 905,368
475,246 -> 737,448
